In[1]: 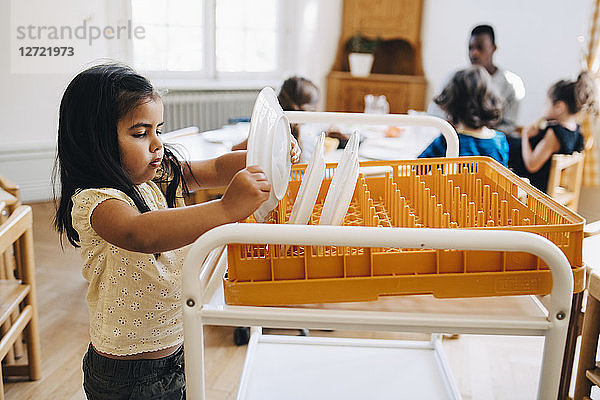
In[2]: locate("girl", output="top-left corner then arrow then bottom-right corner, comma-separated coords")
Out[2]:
508,72 -> 598,192
54,64 -> 298,399
419,65 -> 509,166
278,76 -> 319,112
232,75 -> 319,152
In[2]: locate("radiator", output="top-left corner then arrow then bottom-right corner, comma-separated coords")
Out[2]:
162,89 -> 261,133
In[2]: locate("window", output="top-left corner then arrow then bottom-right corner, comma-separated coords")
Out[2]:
131,0 -> 205,72
130,0 -> 287,80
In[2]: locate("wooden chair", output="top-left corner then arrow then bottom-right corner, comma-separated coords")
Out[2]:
0,205 -> 41,399
0,175 -> 19,215
0,175 -> 24,366
548,224 -> 600,399
574,268 -> 600,399
546,151 -> 585,212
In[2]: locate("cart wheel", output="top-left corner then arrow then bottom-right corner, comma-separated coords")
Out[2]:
233,327 -> 250,346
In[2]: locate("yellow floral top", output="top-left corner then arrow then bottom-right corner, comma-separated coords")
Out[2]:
71,181 -> 189,355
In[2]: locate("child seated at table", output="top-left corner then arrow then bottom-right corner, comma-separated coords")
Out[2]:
232,76 -> 319,154
419,65 -> 509,166
508,72 -> 598,192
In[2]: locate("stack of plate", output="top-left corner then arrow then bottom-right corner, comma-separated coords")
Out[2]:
288,132 -> 326,225
246,87 -> 292,222
319,131 -> 360,226
246,87 -> 361,226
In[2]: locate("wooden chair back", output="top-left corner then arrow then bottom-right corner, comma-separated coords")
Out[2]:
0,174 -> 24,368
546,152 -> 585,211
0,175 -> 19,215
0,205 -> 41,399
574,268 -> 600,399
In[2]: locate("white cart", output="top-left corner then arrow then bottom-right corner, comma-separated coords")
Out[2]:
182,113 -> 574,399
183,224 -> 572,399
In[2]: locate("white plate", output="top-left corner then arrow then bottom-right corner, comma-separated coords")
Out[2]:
288,132 -> 326,225
319,131 -> 360,226
270,116 -> 292,200
247,87 -> 292,222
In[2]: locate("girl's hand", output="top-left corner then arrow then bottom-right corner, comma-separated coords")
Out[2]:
231,138 -> 248,151
220,165 -> 271,221
522,124 -> 538,139
290,136 -> 301,164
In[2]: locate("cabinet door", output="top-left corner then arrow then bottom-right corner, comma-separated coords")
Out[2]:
344,0 -> 422,44
327,77 -> 426,114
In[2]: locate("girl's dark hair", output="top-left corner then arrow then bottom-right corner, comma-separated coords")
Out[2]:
53,63 -> 190,247
277,76 -> 319,111
549,71 -> 599,117
434,65 -> 503,129
277,76 -> 319,139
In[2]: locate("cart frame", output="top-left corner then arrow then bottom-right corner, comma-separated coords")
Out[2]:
183,223 -> 573,399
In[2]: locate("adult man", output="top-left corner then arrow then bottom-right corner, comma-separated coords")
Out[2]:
428,24 -> 524,137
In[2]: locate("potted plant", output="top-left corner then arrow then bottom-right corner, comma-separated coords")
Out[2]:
346,33 -> 379,77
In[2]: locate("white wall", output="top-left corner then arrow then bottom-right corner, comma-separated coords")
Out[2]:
421,0 -> 591,125
0,0 -> 123,201
285,0 -> 343,111
0,0 -> 594,201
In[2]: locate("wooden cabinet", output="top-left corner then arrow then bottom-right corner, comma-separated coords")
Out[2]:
343,0 -> 422,47
326,72 -> 426,114
326,0 -> 427,114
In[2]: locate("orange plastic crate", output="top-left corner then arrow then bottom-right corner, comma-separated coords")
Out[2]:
224,157 -> 585,305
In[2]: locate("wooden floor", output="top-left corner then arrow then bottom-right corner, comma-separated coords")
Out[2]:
4,194 -> 600,400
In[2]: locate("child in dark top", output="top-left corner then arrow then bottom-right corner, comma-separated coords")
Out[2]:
508,72 -> 598,192
419,65 -> 509,166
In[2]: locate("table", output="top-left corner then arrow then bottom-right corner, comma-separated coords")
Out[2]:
163,130 -> 234,163
163,128 -> 237,203
164,115 -> 441,165
164,119 -> 440,203
584,232 -> 600,269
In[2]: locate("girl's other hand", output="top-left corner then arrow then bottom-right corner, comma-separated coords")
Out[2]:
220,165 -> 271,221
522,124 -> 538,139
231,137 -> 248,151
290,136 -> 301,164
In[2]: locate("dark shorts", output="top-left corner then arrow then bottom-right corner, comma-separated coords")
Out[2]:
82,343 -> 185,400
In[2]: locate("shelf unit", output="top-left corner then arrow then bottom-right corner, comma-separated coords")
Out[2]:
326,0 -> 427,113
326,72 -> 427,114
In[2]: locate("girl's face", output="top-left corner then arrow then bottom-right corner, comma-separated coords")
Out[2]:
543,98 -> 567,121
117,98 -> 164,185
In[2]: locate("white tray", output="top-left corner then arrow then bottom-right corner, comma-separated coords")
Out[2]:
237,333 -> 460,400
